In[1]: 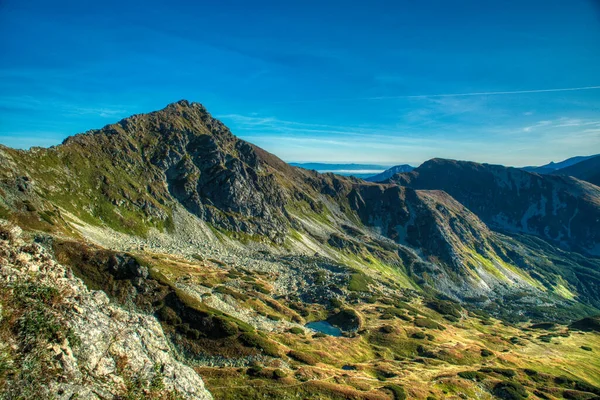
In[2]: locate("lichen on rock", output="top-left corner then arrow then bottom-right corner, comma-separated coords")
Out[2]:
0,221 -> 212,399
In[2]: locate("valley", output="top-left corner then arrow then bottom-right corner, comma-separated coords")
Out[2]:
0,101 -> 599,400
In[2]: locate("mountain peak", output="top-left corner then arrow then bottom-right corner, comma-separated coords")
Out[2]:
165,99 -> 201,109
60,99 -> 218,148
159,99 -> 209,114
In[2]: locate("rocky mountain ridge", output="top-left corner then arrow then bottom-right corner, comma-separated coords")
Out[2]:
387,158 -> 600,256
365,164 -> 415,182
552,154 -> 600,187
1,101 -> 599,317
1,100 -> 600,399
522,153 -> 599,175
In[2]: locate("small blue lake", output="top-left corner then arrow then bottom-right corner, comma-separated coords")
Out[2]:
306,321 -> 342,337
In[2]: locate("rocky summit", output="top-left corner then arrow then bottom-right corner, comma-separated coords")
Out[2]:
0,101 -> 599,399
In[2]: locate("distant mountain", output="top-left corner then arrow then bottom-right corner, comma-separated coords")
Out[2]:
387,158 -> 600,256
365,164 -> 414,182
552,154 -> 600,186
290,162 -> 388,178
522,154 -> 599,174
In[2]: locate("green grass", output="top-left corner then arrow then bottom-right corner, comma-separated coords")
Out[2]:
239,332 -> 281,357
347,272 -> 371,292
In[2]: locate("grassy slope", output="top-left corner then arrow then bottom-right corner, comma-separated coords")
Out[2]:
117,246 -> 600,400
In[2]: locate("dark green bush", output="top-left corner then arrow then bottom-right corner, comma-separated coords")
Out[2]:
411,332 -> 426,339
529,322 -> 556,330
480,367 -> 516,378
563,390 -> 594,400
414,318 -> 444,330
247,366 -> 263,376
380,325 -> 395,334
216,317 -> 239,337
533,390 -> 550,399
574,380 -> 600,395
384,384 -> 407,399
330,298 -> 343,308
288,327 -> 304,335
287,350 -> 318,365
481,348 -> 494,357
327,308 -> 361,331
239,332 -> 280,357
458,371 -> 485,381
427,299 -> 461,318
375,369 -> 397,381
493,381 -> 528,400
273,369 -> 287,379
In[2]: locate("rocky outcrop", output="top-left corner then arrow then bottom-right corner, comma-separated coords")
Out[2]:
0,222 -> 212,400
69,100 -> 289,242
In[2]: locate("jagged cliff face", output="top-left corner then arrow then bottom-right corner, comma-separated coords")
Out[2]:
387,158 -> 600,256
44,101 -> 289,242
0,101 -> 599,315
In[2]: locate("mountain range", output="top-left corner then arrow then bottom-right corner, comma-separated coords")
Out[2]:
0,100 -> 598,399
364,164 -> 415,182
522,154 -> 599,175
552,155 -> 600,187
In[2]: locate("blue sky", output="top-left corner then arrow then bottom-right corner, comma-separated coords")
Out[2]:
1,0 -> 599,166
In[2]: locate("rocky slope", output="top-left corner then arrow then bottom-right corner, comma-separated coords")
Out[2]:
552,154 -> 600,187
0,221 -> 212,399
387,158 -> 600,256
522,154 -> 599,175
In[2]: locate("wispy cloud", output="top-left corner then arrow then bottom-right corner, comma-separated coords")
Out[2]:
273,85 -> 600,104
0,95 -> 128,119
521,117 -> 600,133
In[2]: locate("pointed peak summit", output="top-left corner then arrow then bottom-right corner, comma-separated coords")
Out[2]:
168,99 -> 194,108
161,99 -> 207,112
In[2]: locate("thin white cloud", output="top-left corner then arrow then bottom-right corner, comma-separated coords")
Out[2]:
521,117 -> 600,133
274,85 -> 600,104
0,95 -> 128,119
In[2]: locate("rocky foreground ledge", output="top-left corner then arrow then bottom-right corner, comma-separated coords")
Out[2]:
0,221 -> 212,400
